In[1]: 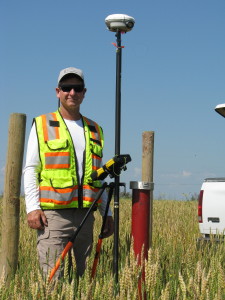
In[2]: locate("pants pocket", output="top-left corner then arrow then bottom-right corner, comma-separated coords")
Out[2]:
37,226 -> 50,244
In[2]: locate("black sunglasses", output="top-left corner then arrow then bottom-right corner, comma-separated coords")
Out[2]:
59,84 -> 85,93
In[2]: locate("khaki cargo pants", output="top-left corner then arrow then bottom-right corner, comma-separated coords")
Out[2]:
37,208 -> 95,278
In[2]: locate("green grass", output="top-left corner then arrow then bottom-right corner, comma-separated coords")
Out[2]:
1,197 -> 225,299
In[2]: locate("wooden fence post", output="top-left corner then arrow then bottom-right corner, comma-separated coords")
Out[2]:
142,131 -> 154,247
0,113 -> 26,282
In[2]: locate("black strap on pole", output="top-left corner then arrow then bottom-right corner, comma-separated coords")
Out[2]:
91,182 -> 115,280
113,30 -> 122,284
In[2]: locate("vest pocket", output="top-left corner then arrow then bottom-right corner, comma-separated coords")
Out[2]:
45,139 -> 70,169
91,143 -> 103,158
46,139 -> 68,150
50,177 -> 74,189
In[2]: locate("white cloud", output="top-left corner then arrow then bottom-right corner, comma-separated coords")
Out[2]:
0,166 -> 5,174
160,172 -> 181,179
134,167 -> 141,177
160,170 -> 192,179
182,170 -> 192,177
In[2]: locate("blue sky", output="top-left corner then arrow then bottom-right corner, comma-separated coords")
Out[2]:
1,0 -> 225,199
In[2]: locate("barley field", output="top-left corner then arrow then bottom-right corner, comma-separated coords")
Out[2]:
1,197 -> 225,300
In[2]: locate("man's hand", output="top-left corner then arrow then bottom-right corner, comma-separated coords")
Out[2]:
102,216 -> 114,238
27,209 -> 48,230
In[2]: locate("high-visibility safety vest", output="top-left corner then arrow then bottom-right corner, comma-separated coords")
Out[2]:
34,109 -> 104,210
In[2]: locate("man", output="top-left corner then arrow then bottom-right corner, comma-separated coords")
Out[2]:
24,67 -> 114,278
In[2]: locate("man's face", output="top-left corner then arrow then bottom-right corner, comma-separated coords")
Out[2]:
56,77 -> 86,113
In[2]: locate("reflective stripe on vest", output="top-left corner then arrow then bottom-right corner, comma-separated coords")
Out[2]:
83,117 -> 102,146
92,154 -> 101,171
45,152 -> 70,169
41,113 -> 60,141
39,185 -> 101,208
83,116 -> 103,171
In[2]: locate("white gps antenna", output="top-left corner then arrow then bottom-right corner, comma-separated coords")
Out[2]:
215,103 -> 225,118
105,14 -> 135,32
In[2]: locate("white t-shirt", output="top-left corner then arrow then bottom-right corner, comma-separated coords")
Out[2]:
23,118 -> 111,216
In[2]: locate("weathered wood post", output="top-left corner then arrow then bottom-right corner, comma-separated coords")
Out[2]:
142,131 -> 154,247
130,131 -> 155,299
0,113 -> 26,282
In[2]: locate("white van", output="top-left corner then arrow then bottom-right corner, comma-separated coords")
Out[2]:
198,178 -> 225,240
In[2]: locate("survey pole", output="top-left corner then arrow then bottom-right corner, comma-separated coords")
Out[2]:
113,30 -> 122,283
105,13 -> 135,285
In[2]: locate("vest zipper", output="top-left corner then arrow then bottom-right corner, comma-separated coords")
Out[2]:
79,118 -> 87,209
80,149 -> 86,208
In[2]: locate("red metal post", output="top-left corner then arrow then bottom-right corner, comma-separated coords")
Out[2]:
130,181 -> 153,260
130,181 -> 154,299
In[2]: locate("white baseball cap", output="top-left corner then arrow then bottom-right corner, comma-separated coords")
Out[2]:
58,67 -> 84,84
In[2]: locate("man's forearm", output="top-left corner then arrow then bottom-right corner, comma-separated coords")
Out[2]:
24,166 -> 41,213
